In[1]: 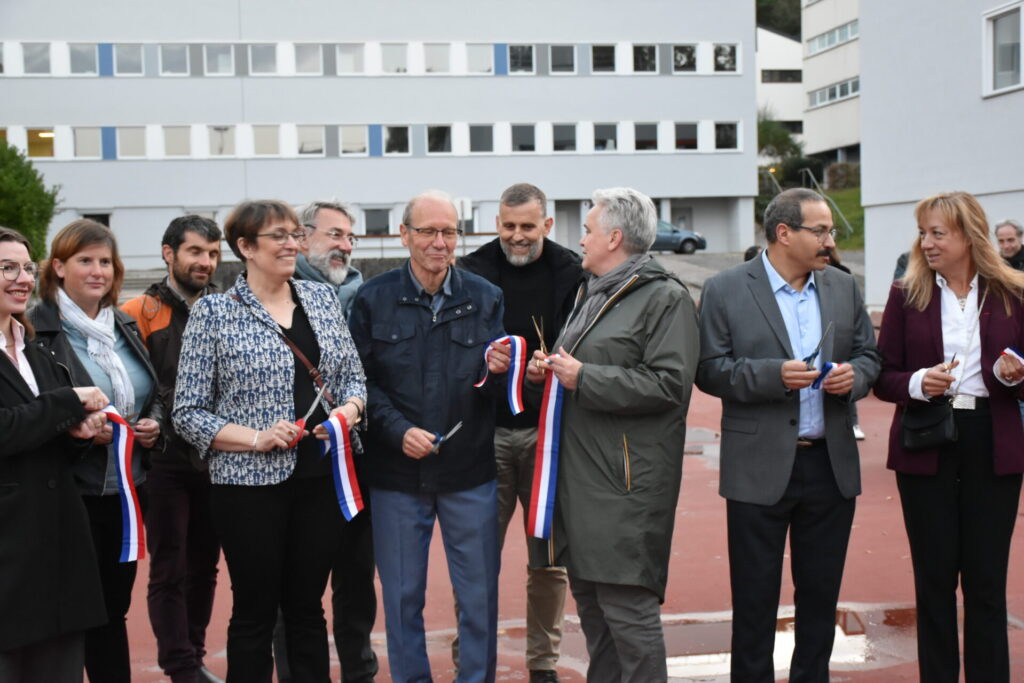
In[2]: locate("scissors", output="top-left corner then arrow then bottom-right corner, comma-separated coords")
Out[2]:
431,421 -> 463,454
288,382 -> 329,448
802,321 -> 834,368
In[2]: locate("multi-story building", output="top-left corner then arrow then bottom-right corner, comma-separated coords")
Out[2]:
861,0 -> 1024,308
801,0 -> 860,165
0,0 -> 757,267
756,25 -> 803,163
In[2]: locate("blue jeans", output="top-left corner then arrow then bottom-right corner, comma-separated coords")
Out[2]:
371,481 -> 499,683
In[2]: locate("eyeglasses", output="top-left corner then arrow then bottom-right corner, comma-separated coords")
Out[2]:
256,230 -> 308,246
406,226 -> 463,240
304,224 -> 359,247
791,225 -> 838,242
1,261 -> 39,281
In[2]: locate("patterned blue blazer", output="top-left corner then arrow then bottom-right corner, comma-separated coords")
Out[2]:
172,274 -> 366,486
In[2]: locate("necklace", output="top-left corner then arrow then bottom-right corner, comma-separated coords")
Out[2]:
956,294 -> 968,311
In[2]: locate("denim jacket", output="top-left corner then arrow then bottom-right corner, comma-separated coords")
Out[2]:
172,274 -> 366,486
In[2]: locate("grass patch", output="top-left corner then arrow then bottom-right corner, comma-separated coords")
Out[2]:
826,186 -> 864,250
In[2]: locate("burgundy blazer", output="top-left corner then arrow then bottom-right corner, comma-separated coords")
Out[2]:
875,280 -> 1024,475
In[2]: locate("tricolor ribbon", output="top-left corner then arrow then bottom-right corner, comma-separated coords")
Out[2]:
473,335 -> 527,415
527,371 -> 564,539
103,405 -> 145,563
320,414 -> 364,521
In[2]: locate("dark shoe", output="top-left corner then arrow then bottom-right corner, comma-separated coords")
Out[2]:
170,670 -> 199,683
198,666 -> 226,683
529,671 -> 560,683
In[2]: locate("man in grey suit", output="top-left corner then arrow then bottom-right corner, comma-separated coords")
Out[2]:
696,188 -> 880,682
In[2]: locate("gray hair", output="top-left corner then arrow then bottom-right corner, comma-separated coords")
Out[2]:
590,187 -> 657,254
763,188 -> 825,243
995,218 -> 1023,238
499,183 -> 547,215
402,189 -> 457,226
299,200 -> 357,229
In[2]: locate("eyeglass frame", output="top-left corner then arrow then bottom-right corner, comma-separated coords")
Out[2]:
405,226 -> 464,240
789,224 -> 839,242
303,224 -> 360,247
0,260 -> 40,281
255,229 -> 309,246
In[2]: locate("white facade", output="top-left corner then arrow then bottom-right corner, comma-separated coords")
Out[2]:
0,0 -> 758,267
801,0 -> 860,160
756,26 -> 804,163
860,0 -> 1024,308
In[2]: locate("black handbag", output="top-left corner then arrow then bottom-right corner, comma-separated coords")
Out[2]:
901,397 -> 956,450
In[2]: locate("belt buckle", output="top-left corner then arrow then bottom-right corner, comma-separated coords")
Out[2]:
951,394 -> 976,410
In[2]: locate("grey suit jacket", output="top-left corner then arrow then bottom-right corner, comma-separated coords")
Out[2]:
696,257 -> 880,505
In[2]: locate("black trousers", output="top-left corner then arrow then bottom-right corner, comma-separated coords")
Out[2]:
82,491 -> 144,683
727,441 -> 855,683
211,475 -> 341,683
145,466 -> 221,680
897,408 -> 1022,683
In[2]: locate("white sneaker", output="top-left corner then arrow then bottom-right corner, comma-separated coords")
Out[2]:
852,425 -> 866,440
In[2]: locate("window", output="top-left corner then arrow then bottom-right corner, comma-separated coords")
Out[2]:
762,69 -> 801,83
82,213 -> 110,227
781,121 -> 803,134
23,43 -> 51,74
73,127 -> 101,157
115,44 -> 143,75
337,44 -> 364,73
424,44 -> 449,73
69,44 -> 97,75
160,44 -> 189,75
511,125 -> 535,152
467,44 -> 493,73
384,126 -> 409,154
427,125 -> 452,153
249,44 -> 277,74
553,124 -> 576,152
807,20 -> 859,56
808,76 -> 860,107
594,124 -> 617,151
550,45 -> 575,73
381,44 -> 407,73
633,44 -> 657,72
118,127 -> 146,157
253,125 -> 279,155
635,123 -> 658,151
592,45 -> 615,72
297,125 -> 324,155
208,125 -> 235,155
295,44 -> 322,74
205,44 -> 234,75
675,123 -> 698,150
509,45 -> 534,73
364,209 -> 390,235
340,125 -> 367,154
164,126 -> 191,156
27,129 -> 54,157
715,123 -> 738,150
673,45 -> 697,72
469,124 -> 493,152
992,8 -> 1021,90
714,44 -> 737,72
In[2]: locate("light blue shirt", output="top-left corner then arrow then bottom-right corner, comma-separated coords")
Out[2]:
407,262 -> 452,315
762,250 -> 825,439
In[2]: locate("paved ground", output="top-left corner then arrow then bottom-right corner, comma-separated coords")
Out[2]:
125,384 -> 1024,681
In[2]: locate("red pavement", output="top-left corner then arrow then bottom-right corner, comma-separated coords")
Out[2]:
125,389 -> 1024,681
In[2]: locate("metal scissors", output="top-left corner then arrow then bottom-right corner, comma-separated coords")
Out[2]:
802,321 -> 834,368
431,421 -> 463,454
289,382 -> 329,447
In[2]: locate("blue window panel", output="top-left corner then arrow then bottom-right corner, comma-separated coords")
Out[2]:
98,44 -> 114,77
493,43 -> 508,75
101,127 -> 117,159
368,125 -> 383,157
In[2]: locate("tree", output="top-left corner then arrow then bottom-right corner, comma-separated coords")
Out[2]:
757,0 -> 801,38
758,107 -> 803,162
0,141 -> 61,259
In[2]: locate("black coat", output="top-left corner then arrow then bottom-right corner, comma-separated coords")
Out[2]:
0,340 -> 106,651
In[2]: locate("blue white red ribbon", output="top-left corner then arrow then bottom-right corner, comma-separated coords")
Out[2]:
103,406 -> 145,563
473,335 -> 527,415
320,414 -> 364,521
528,371 -> 564,539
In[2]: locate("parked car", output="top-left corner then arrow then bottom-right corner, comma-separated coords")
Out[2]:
651,221 -> 706,254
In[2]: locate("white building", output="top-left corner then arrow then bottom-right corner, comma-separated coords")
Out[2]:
0,0 -> 758,267
861,0 -> 1024,308
801,0 -> 860,165
756,25 -> 804,163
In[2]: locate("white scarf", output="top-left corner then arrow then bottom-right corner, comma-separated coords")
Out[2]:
58,288 -> 135,417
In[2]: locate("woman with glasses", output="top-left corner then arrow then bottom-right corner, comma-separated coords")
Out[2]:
173,200 -> 366,681
875,192 -> 1024,681
0,227 -> 111,681
28,219 -> 160,683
